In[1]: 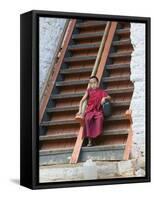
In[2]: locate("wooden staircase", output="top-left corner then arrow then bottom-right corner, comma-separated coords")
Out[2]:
39,19 -> 134,165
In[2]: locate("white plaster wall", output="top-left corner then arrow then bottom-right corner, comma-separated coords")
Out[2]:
39,17 -> 67,97
130,23 -> 145,159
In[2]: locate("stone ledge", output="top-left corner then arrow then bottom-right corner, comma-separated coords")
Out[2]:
39,158 -> 145,183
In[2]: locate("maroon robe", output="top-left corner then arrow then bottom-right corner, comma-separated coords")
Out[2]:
83,87 -> 108,138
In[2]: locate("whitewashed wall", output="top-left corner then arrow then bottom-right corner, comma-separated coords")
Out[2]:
130,23 -> 145,159
39,17 -> 67,98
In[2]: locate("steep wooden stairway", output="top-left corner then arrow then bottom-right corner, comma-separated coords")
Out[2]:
39,19 -> 134,165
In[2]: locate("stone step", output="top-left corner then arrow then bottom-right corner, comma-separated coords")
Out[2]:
56,79 -> 89,87
106,63 -> 130,70
50,87 -> 133,100
64,55 -> 96,63
109,51 -> 132,58
40,144 -> 126,165
60,67 -> 92,74
103,75 -> 130,82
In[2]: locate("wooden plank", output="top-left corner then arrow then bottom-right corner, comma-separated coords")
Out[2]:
39,19 -> 76,123
56,79 -> 89,86
64,55 -> 96,62
40,119 -> 78,126
76,21 -> 106,28
106,63 -> 130,70
123,109 -> 133,160
72,32 -> 104,39
103,75 -> 130,82
96,22 -> 118,82
60,66 -> 92,74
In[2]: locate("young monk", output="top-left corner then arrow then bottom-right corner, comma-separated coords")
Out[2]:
76,76 -> 111,147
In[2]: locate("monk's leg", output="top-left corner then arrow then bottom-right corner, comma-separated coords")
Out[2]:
87,137 -> 93,147
83,113 -> 94,146
92,114 -> 104,138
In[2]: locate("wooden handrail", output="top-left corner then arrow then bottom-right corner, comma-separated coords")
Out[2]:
70,22 -> 118,164
39,19 -> 76,123
80,22 -> 111,115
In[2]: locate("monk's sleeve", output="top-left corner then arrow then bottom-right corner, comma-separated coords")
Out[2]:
101,89 -> 108,98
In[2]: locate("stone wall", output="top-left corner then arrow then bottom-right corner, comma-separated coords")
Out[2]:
39,17 -> 67,99
130,23 -> 145,159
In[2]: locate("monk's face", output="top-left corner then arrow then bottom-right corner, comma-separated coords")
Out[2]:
89,78 -> 98,89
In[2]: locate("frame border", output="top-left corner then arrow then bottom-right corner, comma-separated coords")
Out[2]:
20,10 -> 151,189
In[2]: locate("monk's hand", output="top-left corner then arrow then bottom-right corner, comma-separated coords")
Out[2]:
101,97 -> 106,105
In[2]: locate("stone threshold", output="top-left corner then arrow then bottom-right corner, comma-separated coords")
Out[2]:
39,157 -> 145,183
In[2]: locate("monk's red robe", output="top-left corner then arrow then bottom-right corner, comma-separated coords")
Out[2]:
83,87 -> 108,138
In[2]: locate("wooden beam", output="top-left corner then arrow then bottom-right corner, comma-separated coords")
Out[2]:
96,22 -> 118,82
123,109 -> 133,160
39,19 -> 76,123
70,22 -> 118,164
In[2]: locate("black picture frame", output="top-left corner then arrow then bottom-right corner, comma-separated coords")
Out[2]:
20,10 -> 151,190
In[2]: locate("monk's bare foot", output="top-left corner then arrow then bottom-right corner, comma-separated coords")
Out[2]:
87,138 -> 92,147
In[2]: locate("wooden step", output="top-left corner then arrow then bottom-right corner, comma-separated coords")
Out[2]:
68,42 -> 100,51
106,63 -> 130,70
71,28 -> 130,40
76,21 -> 106,28
46,105 -> 78,113
72,32 -> 104,40
103,129 -> 129,136
40,133 -> 77,141
40,144 -> 126,165
116,28 -> 130,35
68,39 -> 131,52
40,128 -> 128,142
60,67 -> 92,74
112,39 -> 131,46
50,87 -> 133,100
51,92 -> 84,99
112,101 -> 130,107
40,114 -> 128,128
46,101 -> 130,113
105,114 -> 128,122
109,51 -> 132,58
107,87 -> 134,94
56,79 -> 89,87
40,119 -> 78,127
103,75 -> 130,82
64,55 -> 96,63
